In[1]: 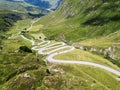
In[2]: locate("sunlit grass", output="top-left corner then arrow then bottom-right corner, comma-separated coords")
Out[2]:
29,25 -> 43,33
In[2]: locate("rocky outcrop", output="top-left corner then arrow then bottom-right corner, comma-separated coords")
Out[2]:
75,44 -> 120,60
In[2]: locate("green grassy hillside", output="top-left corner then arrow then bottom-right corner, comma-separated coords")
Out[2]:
36,0 -> 120,42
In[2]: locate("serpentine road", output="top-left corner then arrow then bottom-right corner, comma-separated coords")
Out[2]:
20,23 -> 120,77
31,41 -> 120,76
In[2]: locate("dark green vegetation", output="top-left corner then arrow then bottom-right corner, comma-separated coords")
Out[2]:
0,9 -> 22,45
0,9 -> 22,32
19,46 -> 32,53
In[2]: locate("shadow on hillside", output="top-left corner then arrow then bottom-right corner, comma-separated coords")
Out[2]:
83,15 -> 120,26
83,4 -> 102,14
28,13 -> 44,18
82,1 -> 120,26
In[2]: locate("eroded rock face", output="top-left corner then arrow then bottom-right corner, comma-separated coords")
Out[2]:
103,46 -> 115,60
103,45 -> 120,60
75,44 -> 120,60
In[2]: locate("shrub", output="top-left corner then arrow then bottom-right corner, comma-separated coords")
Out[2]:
19,46 -> 32,53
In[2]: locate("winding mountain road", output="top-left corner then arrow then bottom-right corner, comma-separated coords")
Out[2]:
31,40 -> 120,76
20,20 -> 120,77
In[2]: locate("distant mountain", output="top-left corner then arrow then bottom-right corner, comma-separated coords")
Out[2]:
0,0 -> 41,13
0,0 -> 62,14
24,0 -> 62,10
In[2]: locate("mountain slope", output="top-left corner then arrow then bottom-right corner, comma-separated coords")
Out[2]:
34,0 -> 120,65
36,0 -> 120,42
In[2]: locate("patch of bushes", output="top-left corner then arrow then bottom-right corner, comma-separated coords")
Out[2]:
19,46 -> 32,53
